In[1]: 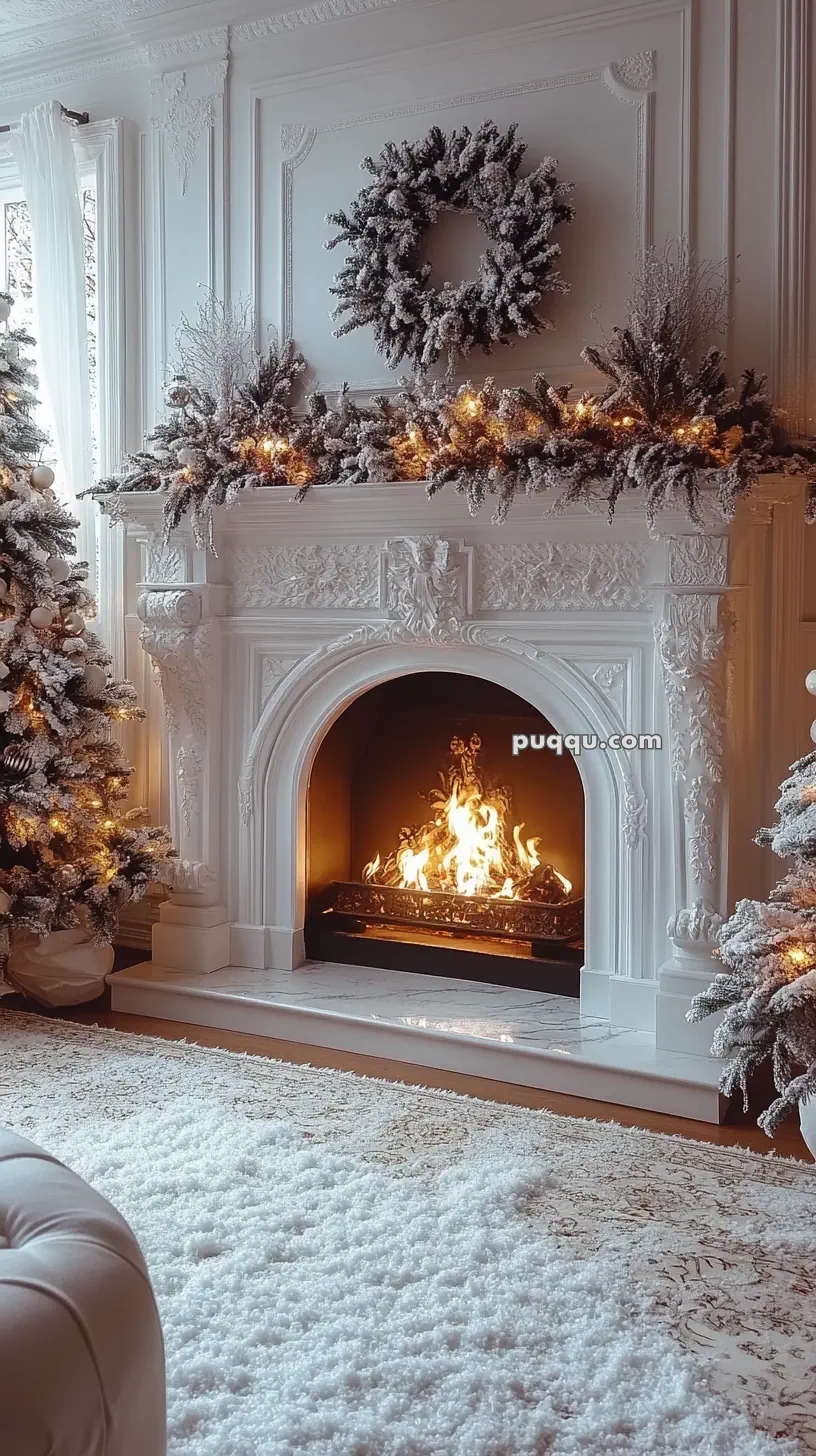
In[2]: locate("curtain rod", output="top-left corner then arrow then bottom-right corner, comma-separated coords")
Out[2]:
0,105 -> 89,136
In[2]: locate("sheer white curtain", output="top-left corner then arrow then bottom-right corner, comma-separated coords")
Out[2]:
8,101 -> 96,587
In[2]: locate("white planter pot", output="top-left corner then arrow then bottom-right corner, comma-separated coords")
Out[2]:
799,1098 -> 816,1160
6,927 -> 114,1007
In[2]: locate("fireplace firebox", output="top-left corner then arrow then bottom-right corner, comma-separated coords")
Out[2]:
305,672 -> 585,991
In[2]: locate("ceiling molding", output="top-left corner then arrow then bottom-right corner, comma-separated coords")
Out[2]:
0,0 -> 403,105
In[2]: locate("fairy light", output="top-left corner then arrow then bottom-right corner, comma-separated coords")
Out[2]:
786,947 -> 810,969
462,395 -> 480,417
261,437 -> 289,455
621,415 -> 635,427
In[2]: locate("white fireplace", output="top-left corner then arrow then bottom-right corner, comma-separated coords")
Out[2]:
102,480 -> 786,1120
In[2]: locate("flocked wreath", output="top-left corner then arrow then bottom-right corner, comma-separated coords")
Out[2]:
325,121 -> 575,374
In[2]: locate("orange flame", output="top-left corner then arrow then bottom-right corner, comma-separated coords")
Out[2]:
362,734 -> 572,903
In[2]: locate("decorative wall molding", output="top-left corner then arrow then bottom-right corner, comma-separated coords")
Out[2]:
476,542 -> 650,612
773,0 -> 811,434
278,52 -> 655,341
229,543 -> 380,610
150,61 -> 228,197
234,0 -> 400,42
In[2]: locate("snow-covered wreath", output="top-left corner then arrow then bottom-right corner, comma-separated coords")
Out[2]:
325,121 -> 575,373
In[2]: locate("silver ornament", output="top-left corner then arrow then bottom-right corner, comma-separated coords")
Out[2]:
31,463 -> 55,489
47,556 -> 71,583
29,606 -> 55,629
83,663 -> 108,695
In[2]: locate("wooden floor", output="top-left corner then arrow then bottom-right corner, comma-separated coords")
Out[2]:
10,989 -> 811,1162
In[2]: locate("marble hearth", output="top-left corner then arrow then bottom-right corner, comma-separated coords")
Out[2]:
101,481 -> 769,1122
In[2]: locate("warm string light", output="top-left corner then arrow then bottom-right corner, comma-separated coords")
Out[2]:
784,945 -> 813,978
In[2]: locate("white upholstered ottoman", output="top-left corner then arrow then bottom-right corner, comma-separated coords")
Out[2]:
0,1128 -> 166,1456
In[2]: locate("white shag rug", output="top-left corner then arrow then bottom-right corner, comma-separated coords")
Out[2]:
1,1013 -> 814,1455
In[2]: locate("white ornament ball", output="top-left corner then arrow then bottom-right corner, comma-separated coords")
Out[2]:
177,446 -> 197,468
31,463 -> 55,490
0,662 -> 8,680
47,556 -> 71,584
63,610 -> 85,634
0,690 -> 10,713
0,887 -> 11,915
806,670 -> 816,698
0,298 -> 10,324
83,664 -> 107,695
29,606 -> 55,629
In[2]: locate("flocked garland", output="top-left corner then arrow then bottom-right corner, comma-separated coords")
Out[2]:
325,121 -> 574,373
96,252 -> 816,546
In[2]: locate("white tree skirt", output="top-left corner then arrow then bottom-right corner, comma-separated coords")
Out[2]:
2,1013 -> 813,1456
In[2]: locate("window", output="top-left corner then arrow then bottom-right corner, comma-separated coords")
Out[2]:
1,182 -> 99,471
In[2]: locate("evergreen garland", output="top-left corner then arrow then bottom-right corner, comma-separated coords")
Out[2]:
96,255 -> 816,545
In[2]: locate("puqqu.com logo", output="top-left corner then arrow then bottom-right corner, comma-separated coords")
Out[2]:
512,732 -> 662,756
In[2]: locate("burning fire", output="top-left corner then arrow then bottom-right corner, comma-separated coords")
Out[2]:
362,734 -> 572,903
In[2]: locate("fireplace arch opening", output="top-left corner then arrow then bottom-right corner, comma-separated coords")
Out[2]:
305,671 -> 585,992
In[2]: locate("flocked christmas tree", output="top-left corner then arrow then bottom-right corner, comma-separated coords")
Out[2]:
0,291 -> 171,979
688,675 -> 816,1133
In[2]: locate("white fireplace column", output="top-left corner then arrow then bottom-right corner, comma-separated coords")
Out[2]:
653,533 -> 731,1054
137,581 -> 231,973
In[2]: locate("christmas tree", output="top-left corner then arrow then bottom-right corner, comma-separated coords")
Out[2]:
0,291 -> 171,979
688,681 -> 816,1133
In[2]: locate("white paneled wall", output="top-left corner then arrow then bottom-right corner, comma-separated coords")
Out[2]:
1,0 -> 814,926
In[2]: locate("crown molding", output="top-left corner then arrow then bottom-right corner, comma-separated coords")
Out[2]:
0,0 -> 405,104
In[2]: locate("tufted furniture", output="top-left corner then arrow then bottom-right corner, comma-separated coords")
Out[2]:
0,1128 -> 166,1456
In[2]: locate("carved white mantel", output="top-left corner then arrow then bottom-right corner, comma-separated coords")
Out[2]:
102,481 -> 759,1047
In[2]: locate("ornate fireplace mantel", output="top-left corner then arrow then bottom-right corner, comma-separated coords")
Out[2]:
101,481 -> 776,1055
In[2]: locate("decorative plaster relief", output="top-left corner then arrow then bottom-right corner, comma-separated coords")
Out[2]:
383,536 -> 470,640
229,544 -> 380,610
590,661 -> 628,714
143,535 -> 187,584
477,542 -> 650,612
150,64 -> 226,196
666,534 -> 729,588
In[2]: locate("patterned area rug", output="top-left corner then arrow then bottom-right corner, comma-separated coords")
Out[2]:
1,1012 -> 814,1454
